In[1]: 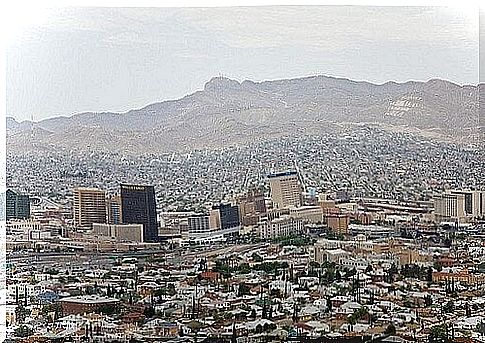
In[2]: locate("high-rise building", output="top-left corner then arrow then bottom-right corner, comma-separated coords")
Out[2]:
434,190 -> 485,222
268,171 -> 302,209
433,192 -> 466,223
448,190 -> 485,218
73,187 -> 107,227
107,195 -> 122,224
120,184 -> 159,242
215,203 -> 240,230
6,189 -> 31,221
237,188 -> 267,226
206,203 -> 240,240
326,213 -> 350,235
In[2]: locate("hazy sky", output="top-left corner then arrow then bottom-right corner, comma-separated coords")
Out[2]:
6,6 -> 479,121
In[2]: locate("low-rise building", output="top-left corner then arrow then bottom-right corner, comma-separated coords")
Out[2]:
92,223 -> 144,242
59,295 -> 120,315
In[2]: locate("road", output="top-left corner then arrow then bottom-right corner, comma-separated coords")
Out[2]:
7,243 -> 265,271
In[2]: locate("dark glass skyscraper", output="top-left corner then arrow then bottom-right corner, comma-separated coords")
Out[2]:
120,184 -> 158,242
215,203 -> 240,230
6,189 -> 30,220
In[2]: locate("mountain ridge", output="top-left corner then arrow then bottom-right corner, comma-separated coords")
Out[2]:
7,74 -> 473,125
7,74 -> 480,154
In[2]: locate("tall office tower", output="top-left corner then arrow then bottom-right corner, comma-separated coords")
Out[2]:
433,192 -> 466,223
210,203 -> 240,230
107,195 -> 122,224
6,189 -> 30,220
268,171 -> 302,209
219,203 -> 241,230
73,187 -> 107,227
120,184 -> 159,242
237,188 -> 267,226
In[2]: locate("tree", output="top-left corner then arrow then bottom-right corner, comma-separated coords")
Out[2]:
270,288 -> 282,298
326,297 -> 332,313
252,253 -> 263,263
346,268 -> 357,279
385,323 -> 396,335
99,304 -> 117,316
15,305 -> 30,323
425,294 -> 433,307
443,301 -> 454,314
187,320 -> 203,343
477,321 -> 485,335
387,263 -> 399,282
15,325 -> 33,338
238,283 -> 251,297
429,324 -> 447,343
427,267 -> 433,282
443,237 -> 452,248
144,305 -> 155,318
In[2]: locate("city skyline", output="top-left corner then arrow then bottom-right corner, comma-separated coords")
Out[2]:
4,3 -> 485,342
6,5 -> 479,122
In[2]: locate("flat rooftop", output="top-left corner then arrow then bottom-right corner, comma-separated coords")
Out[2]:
268,171 -> 297,178
59,295 -> 120,304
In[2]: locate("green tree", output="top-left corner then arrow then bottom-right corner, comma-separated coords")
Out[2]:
15,325 -> 33,338
385,323 -> 396,335
443,301 -> 454,313
427,267 -> 434,282
238,283 -> 251,297
143,305 -> 155,318
425,294 -> 433,307
252,253 -> 263,263
429,324 -> 447,343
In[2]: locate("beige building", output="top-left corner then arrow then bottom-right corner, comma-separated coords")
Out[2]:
289,206 -> 323,224
434,190 -> 485,222
237,188 -> 267,226
448,190 -> 485,218
258,215 -> 304,239
433,192 -> 466,222
432,268 -> 485,285
73,187 -> 107,227
314,248 -> 350,264
326,213 -> 350,235
268,171 -> 302,209
92,223 -> 144,242
396,248 -> 431,265
209,208 -> 221,230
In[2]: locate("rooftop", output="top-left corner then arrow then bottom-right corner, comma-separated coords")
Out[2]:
59,295 -> 120,304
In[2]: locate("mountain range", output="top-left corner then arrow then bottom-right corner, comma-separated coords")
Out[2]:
7,75 -> 481,154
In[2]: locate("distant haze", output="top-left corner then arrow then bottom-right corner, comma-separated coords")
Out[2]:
6,6 -> 479,122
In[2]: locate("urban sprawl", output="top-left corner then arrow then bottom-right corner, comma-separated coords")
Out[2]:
5,129 -> 485,343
